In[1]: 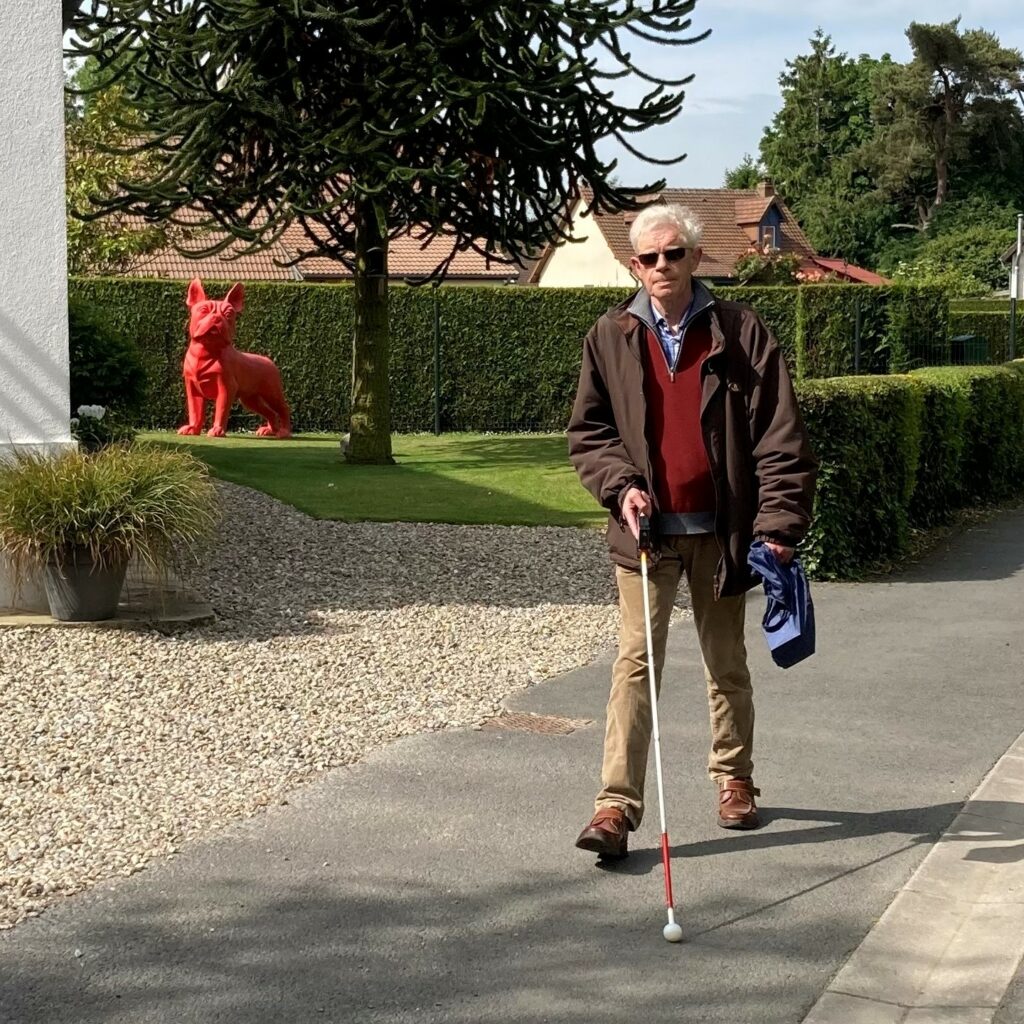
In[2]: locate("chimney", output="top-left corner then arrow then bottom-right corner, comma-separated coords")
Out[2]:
757,179 -> 774,199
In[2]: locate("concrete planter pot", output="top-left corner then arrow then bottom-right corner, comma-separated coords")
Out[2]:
42,551 -> 128,622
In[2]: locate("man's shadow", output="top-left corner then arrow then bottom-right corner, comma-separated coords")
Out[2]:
599,800 -> 1024,871
591,799 -> 1023,936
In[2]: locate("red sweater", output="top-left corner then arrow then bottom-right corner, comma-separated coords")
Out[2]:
641,323 -> 715,514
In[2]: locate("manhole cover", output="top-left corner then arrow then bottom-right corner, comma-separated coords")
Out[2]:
480,711 -> 593,735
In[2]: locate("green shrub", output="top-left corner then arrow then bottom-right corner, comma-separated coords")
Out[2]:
884,284 -> 950,373
797,376 -> 923,579
905,372 -> 970,526
796,363 -> 1024,578
940,365 -> 1024,502
69,279 -> 189,428
431,287 -> 626,430
888,253 -> 990,297
949,299 -> 1014,313
68,297 -> 148,415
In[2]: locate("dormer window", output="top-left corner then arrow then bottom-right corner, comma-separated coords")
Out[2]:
760,225 -> 777,250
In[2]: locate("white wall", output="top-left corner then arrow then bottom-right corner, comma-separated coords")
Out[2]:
0,1 -> 72,457
537,200 -> 637,288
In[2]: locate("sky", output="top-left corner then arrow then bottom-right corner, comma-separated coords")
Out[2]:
596,0 -> 1024,190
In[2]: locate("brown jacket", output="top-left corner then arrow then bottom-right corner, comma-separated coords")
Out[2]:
567,290 -> 817,597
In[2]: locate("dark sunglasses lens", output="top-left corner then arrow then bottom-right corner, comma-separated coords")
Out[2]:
637,248 -> 687,267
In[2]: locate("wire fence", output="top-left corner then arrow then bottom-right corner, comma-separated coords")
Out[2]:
815,294 -> 1021,376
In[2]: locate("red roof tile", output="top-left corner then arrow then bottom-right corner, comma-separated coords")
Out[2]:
734,197 -> 773,224
115,212 -> 515,283
277,220 -> 515,280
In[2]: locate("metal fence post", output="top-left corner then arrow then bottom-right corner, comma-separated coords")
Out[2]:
853,294 -> 862,374
1012,297 -> 1018,362
432,282 -> 441,435
1011,213 -> 1022,361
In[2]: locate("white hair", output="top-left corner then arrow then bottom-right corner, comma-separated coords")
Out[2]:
629,202 -> 703,251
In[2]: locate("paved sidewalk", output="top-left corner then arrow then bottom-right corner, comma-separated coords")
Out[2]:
804,734 -> 1024,1023
2,511 -> 1024,1024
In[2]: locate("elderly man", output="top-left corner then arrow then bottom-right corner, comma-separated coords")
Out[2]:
568,202 -> 817,860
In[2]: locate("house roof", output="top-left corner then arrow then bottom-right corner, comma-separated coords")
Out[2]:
279,221 -> 516,281
117,213 -> 517,283
799,256 -> 890,285
531,186 -> 817,283
734,197 -> 775,224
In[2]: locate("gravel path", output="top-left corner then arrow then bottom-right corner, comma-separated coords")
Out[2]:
0,482 -> 690,930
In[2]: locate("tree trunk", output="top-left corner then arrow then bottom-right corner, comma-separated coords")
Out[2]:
346,201 -> 394,465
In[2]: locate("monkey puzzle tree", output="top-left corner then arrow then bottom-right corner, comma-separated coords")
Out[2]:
66,1 -> 707,463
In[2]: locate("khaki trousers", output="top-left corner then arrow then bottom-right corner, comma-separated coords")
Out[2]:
597,533 -> 753,828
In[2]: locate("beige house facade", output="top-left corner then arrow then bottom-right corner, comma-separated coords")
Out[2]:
535,199 -> 637,288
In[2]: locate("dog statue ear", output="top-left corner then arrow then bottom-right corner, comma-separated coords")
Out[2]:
187,278 -> 207,308
225,282 -> 245,313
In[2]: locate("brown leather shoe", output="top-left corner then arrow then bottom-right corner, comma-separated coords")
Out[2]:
575,807 -> 629,859
718,778 -> 761,829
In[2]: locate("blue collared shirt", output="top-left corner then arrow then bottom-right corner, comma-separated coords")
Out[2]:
635,281 -> 715,373
650,295 -> 693,369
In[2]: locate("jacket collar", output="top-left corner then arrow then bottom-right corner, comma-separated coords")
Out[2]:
627,278 -> 716,332
616,280 -> 725,361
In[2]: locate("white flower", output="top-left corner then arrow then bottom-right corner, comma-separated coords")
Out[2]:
70,417 -> 79,428
76,404 -> 106,420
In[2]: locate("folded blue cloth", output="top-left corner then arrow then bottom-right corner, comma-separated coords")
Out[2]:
747,541 -> 816,669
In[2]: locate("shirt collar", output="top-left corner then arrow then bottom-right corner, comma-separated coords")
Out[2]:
651,294 -> 691,332
629,279 -> 715,331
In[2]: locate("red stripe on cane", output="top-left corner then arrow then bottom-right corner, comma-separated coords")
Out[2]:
661,833 -> 674,907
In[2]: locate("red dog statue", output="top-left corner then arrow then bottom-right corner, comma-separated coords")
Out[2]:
177,278 -> 292,438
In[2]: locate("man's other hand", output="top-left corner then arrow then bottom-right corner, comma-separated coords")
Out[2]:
620,486 -> 652,541
765,541 -> 795,564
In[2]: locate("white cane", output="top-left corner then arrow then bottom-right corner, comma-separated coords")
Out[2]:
637,514 -> 683,943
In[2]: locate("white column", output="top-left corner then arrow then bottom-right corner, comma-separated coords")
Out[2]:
0,2 -> 72,611
0,0 -> 73,458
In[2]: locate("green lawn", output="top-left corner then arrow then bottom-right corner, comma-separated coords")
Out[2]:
142,431 -> 606,528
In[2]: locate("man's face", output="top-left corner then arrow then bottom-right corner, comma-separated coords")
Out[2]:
630,225 -> 702,308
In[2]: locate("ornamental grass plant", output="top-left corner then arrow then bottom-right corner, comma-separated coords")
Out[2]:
0,444 -> 218,582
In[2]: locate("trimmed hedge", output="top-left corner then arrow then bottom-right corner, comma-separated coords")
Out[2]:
719,285 -> 799,367
394,287 -> 629,432
69,277 -> 952,433
947,310 -> 1024,365
949,299 -> 1017,312
797,376 -> 923,577
906,372 -> 969,527
798,284 -> 948,378
798,363 -> 1024,578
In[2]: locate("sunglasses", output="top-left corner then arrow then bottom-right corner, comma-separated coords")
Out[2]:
634,247 -> 688,268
